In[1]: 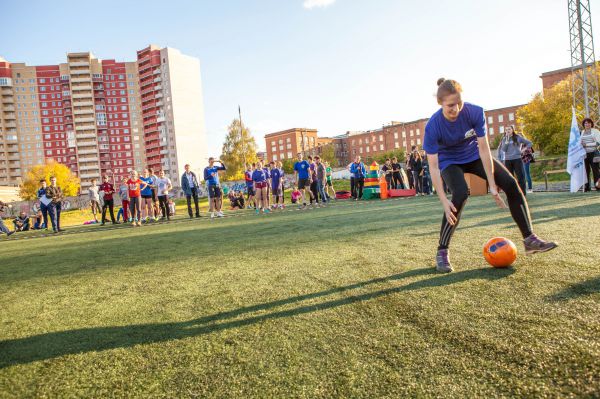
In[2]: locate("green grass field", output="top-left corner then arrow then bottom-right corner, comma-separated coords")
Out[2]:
1,192 -> 599,398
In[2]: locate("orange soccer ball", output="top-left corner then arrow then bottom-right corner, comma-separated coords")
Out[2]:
483,237 -> 517,268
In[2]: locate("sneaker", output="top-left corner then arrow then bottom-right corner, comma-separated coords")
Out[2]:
526,189 -> 533,194
217,211 -> 225,217
435,249 -> 453,273
263,208 -> 270,214
210,212 -> 215,219
195,214 -> 201,218
137,221 -> 142,227
255,208 -> 260,214
523,234 -> 558,255
128,218 -> 132,223
6,231 -> 14,237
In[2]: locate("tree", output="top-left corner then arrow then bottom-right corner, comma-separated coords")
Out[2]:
281,158 -> 295,174
373,149 -> 406,164
220,118 -> 258,181
19,160 -> 80,200
320,144 -> 337,166
517,79 -> 572,155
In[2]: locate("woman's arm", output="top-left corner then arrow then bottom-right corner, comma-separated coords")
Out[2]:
427,153 -> 457,225
477,136 -> 507,209
518,135 -> 532,148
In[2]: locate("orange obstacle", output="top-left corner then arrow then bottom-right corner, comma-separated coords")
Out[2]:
380,175 -> 389,199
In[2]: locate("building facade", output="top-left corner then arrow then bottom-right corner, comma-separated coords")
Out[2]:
0,45 -> 206,190
264,128 -> 319,162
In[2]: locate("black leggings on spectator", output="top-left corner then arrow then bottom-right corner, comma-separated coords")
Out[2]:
504,158 -> 527,195
158,195 -> 169,219
438,158 -> 532,250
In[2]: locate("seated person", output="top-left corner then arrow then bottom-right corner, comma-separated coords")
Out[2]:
230,191 -> 245,210
291,188 -> 302,204
13,211 -> 31,232
32,210 -> 44,230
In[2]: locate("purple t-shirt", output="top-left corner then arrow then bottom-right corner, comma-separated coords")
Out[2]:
423,102 -> 487,171
309,163 -> 317,182
252,169 -> 268,183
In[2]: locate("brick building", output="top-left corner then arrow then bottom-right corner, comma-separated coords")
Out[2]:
0,45 -> 206,190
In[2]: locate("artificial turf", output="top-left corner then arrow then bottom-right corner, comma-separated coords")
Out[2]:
1,192 -> 599,398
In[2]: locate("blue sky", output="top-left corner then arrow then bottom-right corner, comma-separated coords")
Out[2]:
3,0 -> 599,156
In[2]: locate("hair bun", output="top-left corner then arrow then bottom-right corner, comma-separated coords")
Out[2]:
437,78 -> 445,87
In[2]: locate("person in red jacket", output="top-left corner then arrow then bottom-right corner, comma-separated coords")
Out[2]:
99,174 -> 119,225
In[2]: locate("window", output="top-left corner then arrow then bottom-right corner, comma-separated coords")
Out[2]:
394,132 -> 398,139
498,114 -> 504,123
287,151 -> 292,158
379,135 -> 383,142
402,131 -> 406,138
499,126 -> 505,134
509,113 -> 514,121
410,130 -> 414,137
394,142 -> 399,148
273,154 -> 278,161
489,127 -> 494,135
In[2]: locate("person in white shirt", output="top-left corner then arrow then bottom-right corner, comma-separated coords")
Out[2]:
88,179 -> 101,223
155,170 -> 173,221
580,117 -> 600,192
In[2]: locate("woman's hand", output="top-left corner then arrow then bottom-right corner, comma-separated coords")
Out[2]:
489,185 -> 507,209
442,198 -> 458,225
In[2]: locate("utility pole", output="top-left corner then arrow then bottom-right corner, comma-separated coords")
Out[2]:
568,0 -> 600,123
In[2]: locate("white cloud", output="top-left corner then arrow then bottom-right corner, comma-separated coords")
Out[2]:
303,0 -> 336,10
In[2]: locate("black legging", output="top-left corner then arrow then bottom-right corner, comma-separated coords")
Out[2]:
392,172 -> 405,189
412,171 -> 423,194
158,195 -> 169,219
355,177 -> 364,199
438,158 -> 532,250
584,152 -> 600,191
101,199 -> 116,223
504,158 -> 527,195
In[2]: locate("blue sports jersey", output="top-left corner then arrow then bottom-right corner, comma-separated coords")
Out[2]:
204,164 -> 226,186
423,102 -> 487,171
271,168 -> 283,189
252,169 -> 268,183
37,188 -> 47,199
140,176 -> 153,196
294,160 -> 310,179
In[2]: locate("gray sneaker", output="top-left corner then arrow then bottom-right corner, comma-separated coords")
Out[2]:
436,249 -> 453,273
523,234 -> 558,255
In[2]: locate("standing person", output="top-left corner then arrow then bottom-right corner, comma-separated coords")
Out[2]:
350,156 -> 366,201
252,160 -> 271,214
315,156 -> 328,204
521,145 -> 534,194
45,176 -> 64,233
181,164 -> 201,218
0,201 -> 15,237
391,157 -> 405,189
204,157 -> 227,218
424,78 -> 557,273
270,161 -> 285,209
140,169 -> 155,222
382,159 -> 394,191
155,170 -> 173,221
410,149 -> 424,195
244,164 -> 256,209
126,170 -> 147,227
37,179 -> 49,230
88,179 -> 101,223
501,125 -> 532,196
293,153 -> 314,209
149,168 -> 160,219
325,161 -> 335,200
406,149 -> 415,189
118,177 -> 130,222
421,150 -> 433,195
263,162 -> 272,210
99,174 -> 118,225
308,156 -> 320,206
348,161 -> 356,199
580,118 -> 600,192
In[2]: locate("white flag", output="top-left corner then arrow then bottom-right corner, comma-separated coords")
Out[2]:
566,108 -> 587,193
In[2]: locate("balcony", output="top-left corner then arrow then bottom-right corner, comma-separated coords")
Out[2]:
160,149 -> 169,155
153,68 -> 161,75
76,101 -> 94,107
153,77 -> 162,83
3,112 -> 16,120
73,109 -> 94,115
156,116 -> 165,123
69,61 -> 89,67
75,124 -> 96,131
4,121 -> 16,128
155,92 -> 163,99
77,141 -> 97,148
70,69 -> 91,75
1,96 -> 14,104
8,155 -> 20,161
72,85 -> 92,91
78,148 -> 97,155
76,132 -> 96,139
3,105 -> 15,112
72,93 -> 92,99
1,87 -> 13,95
71,76 -> 91,83
156,100 -> 163,106
79,161 -> 99,168
79,173 -> 100,179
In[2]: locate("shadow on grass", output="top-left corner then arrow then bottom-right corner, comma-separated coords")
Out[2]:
546,276 -> 600,302
0,266 -> 514,369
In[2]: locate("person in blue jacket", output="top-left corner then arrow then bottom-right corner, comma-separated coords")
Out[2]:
349,156 -> 366,200
204,157 -> 227,218
423,78 -> 557,273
